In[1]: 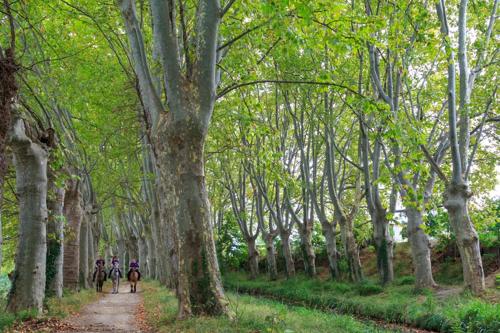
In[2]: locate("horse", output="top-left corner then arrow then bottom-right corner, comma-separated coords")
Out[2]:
109,266 -> 121,294
95,263 -> 106,292
129,269 -> 139,293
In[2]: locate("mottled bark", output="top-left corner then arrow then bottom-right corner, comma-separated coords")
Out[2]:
46,177 -> 65,298
247,238 -> 259,279
7,118 -> 48,313
339,215 -> 363,282
263,233 -> 278,280
79,213 -> 89,289
372,210 -> 394,284
165,116 -> 228,318
280,231 -> 295,278
297,223 -> 316,277
63,179 -> 83,290
444,184 -> 484,293
321,221 -> 340,279
406,207 -> 436,289
435,0 -> 489,295
119,0 -> 228,317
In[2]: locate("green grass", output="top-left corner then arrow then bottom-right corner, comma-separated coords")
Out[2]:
223,272 -> 500,333
142,280 -> 394,333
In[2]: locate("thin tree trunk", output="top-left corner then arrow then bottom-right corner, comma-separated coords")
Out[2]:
7,118 -> 48,313
298,224 -> 316,277
321,221 -> 340,279
263,233 -> 278,280
280,232 -> 295,278
406,207 -> 436,289
372,210 -> 394,284
339,216 -> 363,282
247,238 -> 259,279
63,178 -> 83,290
79,213 -> 89,289
46,178 -> 65,298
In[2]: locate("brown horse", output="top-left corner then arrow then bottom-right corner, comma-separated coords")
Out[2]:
129,269 -> 139,293
95,263 -> 106,292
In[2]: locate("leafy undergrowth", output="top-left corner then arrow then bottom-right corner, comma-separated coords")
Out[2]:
141,280 -> 393,333
224,272 -> 500,333
0,284 -> 100,332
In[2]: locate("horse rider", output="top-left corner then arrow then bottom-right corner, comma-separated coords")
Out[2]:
92,256 -> 106,282
109,255 -> 123,278
127,258 -> 141,281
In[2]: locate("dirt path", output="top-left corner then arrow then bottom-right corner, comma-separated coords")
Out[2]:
62,283 -> 143,333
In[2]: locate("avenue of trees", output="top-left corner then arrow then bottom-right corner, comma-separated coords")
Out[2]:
0,0 -> 498,320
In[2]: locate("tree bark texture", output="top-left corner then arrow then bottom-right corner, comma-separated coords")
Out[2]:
63,179 -> 83,290
7,118 -> 48,313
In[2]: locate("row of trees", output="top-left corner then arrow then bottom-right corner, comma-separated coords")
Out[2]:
0,0 -> 498,320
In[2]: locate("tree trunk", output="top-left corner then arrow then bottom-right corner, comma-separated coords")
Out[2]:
87,220 -> 95,286
7,119 -> 48,313
46,182 -> 65,298
138,236 -> 148,277
165,117 -> 228,318
444,184 -> 485,293
155,149 -> 178,288
146,231 -> 156,279
321,221 -> 340,280
263,233 -> 278,281
0,44 -> 16,276
298,224 -> 316,277
63,179 -> 83,290
339,216 -> 363,282
280,232 -> 295,278
373,210 -> 394,284
247,238 -> 259,279
79,214 -> 89,289
406,207 -> 436,289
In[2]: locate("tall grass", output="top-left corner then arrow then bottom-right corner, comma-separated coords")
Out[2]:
141,280 -> 393,333
223,272 -> 500,333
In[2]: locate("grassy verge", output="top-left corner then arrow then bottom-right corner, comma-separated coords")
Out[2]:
141,280 -> 395,332
0,285 -> 100,332
223,272 -> 500,333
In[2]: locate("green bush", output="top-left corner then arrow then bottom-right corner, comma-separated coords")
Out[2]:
356,281 -> 383,296
395,276 -> 415,286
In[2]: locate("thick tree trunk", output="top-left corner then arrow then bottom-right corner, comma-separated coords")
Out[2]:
7,119 -> 48,313
165,117 -> 228,318
373,210 -> 394,284
247,238 -> 259,279
321,221 -> 340,280
63,179 -> 83,290
298,224 -> 316,277
155,147 -> 178,288
46,183 -> 65,298
79,214 -> 89,289
263,233 -> 278,281
280,232 -> 295,278
339,216 -> 363,282
444,184 -> 485,293
406,207 -> 436,289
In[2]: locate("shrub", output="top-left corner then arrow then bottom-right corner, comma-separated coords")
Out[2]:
395,276 -> 415,286
356,281 -> 383,296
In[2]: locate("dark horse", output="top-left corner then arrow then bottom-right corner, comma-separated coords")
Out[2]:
95,262 -> 106,292
128,268 -> 139,293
